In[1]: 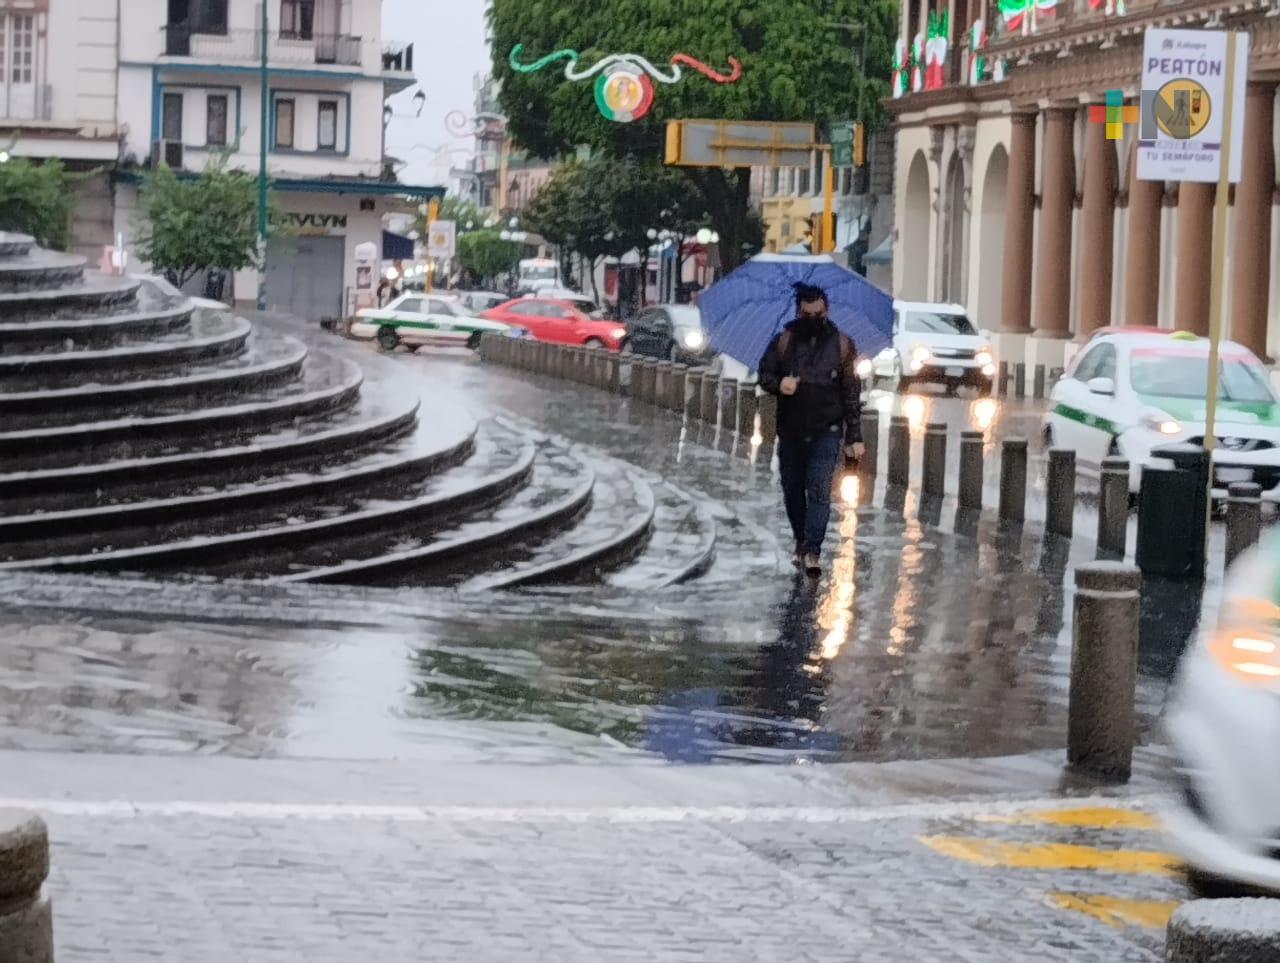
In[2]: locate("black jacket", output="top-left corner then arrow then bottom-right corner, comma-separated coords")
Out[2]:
758,319 -> 862,444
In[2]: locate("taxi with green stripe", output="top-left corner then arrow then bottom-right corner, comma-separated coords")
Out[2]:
351,293 -> 526,353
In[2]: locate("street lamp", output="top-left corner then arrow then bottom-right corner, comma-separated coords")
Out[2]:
696,228 -> 713,245
647,228 -> 658,240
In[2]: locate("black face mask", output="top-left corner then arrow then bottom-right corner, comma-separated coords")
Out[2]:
796,313 -> 826,333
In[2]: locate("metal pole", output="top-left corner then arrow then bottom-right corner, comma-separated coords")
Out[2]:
821,145 -> 835,253
256,0 -> 269,311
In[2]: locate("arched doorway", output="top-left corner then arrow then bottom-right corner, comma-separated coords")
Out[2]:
974,144 -> 1008,329
942,155 -> 967,304
902,151 -> 931,300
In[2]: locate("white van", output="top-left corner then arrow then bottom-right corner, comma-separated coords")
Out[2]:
870,300 -> 996,395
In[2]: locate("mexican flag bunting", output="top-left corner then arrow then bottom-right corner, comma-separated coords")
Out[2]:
892,37 -> 908,98
968,19 -> 986,85
910,32 -> 924,92
924,9 -> 950,90
999,0 -> 1057,33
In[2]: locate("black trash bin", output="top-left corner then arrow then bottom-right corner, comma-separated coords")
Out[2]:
1135,444 -> 1208,579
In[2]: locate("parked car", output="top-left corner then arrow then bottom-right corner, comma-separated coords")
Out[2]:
1043,328 -> 1280,496
624,304 -> 717,365
1165,531 -> 1280,895
350,293 -> 523,352
481,298 -> 626,350
460,291 -> 511,314
870,300 -> 996,394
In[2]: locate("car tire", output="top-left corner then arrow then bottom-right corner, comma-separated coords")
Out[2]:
376,326 -> 400,352
407,344 -> 421,354
584,337 -> 605,350
466,332 -> 482,351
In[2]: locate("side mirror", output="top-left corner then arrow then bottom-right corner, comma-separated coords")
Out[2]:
1086,377 -> 1116,396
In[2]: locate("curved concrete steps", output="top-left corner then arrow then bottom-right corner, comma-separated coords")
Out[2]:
605,478 -> 717,590
0,275 -> 139,320
0,332 -> 309,427
0,303 -> 194,355
0,250 -> 86,292
277,440 -> 594,586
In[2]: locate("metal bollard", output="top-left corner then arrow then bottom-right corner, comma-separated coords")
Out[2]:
0,809 -> 53,963
958,430 -> 984,508
669,364 -> 688,412
654,361 -> 673,407
1226,481 -> 1264,569
887,415 -> 910,487
1014,362 -> 1027,399
999,438 -> 1028,522
719,378 -> 739,432
1097,457 -> 1130,560
1068,561 -> 1141,782
700,373 -> 720,424
685,369 -> 705,418
1046,448 -> 1076,537
757,391 -> 778,446
859,410 -> 879,477
997,361 -> 1010,397
922,422 -> 947,497
1033,364 -> 1046,400
737,382 -> 758,437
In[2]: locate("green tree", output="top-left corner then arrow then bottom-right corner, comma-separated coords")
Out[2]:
488,0 -> 895,268
138,159 -> 280,288
0,158 -> 75,250
456,230 -> 521,285
415,195 -> 488,238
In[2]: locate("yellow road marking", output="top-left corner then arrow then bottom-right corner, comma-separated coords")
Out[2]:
1048,892 -> 1179,930
977,807 -> 1161,831
918,836 -> 1180,876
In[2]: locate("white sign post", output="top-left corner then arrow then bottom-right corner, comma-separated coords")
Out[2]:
426,220 -> 456,259
1138,28 -> 1247,525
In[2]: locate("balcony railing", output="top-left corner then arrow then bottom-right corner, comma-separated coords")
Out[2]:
382,42 -> 414,73
161,24 -> 364,67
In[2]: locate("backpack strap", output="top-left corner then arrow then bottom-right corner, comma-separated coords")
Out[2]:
777,329 -> 853,369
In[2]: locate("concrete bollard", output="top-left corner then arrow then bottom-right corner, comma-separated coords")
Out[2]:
887,415 -> 910,488
997,361 -> 1010,397
757,391 -> 778,446
737,383 -> 758,437
1032,364 -> 1046,400
999,438 -> 1028,522
719,378 -> 739,433
638,359 -> 658,402
1097,456 -> 1130,560
685,369 -> 705,418
1014,362 -> 1027,399
1046,448 -> 1076,537
654,362 -> 673,407
1167,899 -> 1280,963
1049,366 -> 1064,388
1068,562 -> 1140,781
1226,481 -> 1263,569
595,351 -> 610,389
700,373 -> 719,424
958,430 -> 984,508
669,364 -> 688,413
606,354 -> 621,393
0,809 -> 54,963
859,410 -> 879,477
922,422 -> 947,498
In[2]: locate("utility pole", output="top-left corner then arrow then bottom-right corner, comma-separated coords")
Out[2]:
256,1 -> 270,310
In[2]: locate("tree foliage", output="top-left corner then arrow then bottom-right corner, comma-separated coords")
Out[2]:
456,229 -> 521,284
0,158 -> 75,250
415,195 -> 489,238
488,0 -> 895,266
138,160 -> 281,288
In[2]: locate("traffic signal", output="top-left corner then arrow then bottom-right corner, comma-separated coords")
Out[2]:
854,123 -> 866,168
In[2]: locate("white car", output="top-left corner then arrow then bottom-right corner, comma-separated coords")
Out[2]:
1165,533 -> 1280,895
1044,328 -> 1280,497
870,300 -> 996,394
350,293 -> 523,352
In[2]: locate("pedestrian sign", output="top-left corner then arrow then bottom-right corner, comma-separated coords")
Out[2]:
830,122 -> 855,169
1137,28 -> 1247,184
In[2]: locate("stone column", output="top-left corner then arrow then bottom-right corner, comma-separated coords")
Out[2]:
1231,82 -> 1277,359
1034,107 -> 1075,338
1123,153 -> 1163,325
1174,183 -> 1214,335
1077,118 -> 1117,340
1001,113 -> 1037,333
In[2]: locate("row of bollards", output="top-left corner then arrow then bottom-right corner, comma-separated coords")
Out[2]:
994,361 -> 1063,400
0,809 -> 53,962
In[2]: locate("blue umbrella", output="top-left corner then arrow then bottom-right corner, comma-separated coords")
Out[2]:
698,253 -> 895,370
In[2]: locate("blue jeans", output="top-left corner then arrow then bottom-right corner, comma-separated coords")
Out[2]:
778,430 -> 842,556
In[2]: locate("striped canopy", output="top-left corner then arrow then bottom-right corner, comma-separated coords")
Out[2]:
698,253 -> 895,371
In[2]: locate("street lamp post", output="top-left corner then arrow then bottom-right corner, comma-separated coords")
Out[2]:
256,0 -> 270,311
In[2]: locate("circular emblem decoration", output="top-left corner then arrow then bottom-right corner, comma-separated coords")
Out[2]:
594,62 -> 654,123
1155,79 -> 1211,139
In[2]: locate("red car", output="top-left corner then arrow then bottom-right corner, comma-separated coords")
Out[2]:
481,298 -> 627,351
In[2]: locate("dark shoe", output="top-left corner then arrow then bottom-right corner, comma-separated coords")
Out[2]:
803,553 -> 821,576
791,543 -> 804,569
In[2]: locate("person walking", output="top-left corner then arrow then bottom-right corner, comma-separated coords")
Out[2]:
758,283 -> 864,576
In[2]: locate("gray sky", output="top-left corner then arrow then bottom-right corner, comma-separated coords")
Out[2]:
382,0 -> 491,190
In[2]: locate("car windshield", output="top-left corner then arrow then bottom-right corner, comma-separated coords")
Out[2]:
445,301 -> 475,318
1130,352 -> 1276,403
903,311 -> 977,335
521,266 -> 557,281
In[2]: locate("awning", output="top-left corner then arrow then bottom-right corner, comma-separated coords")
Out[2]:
382,230 -> 415,261
864,234 -> 893,265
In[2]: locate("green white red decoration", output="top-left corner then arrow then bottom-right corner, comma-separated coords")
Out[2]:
998,0 -> 1057,33
1089,0 -> 1126,13
509,44 -> 742,123
910,32 -> 924,92
924,10 -> 950,90
892,38 -> 908,98
968,19 -> 986,85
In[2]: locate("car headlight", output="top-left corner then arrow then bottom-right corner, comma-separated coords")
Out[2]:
975,348 -> 994,367
1208,608 -> 1280,685
910,344 -> 932,364
612,327 -> 627,339
1142,409 -> 1182,436
682,329 -> 706,350
855,358 -> 872,378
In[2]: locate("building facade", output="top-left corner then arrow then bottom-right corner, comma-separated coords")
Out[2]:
114,0 -> 437,320
2,0 -> 121,259
888,0 -> 1280,371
